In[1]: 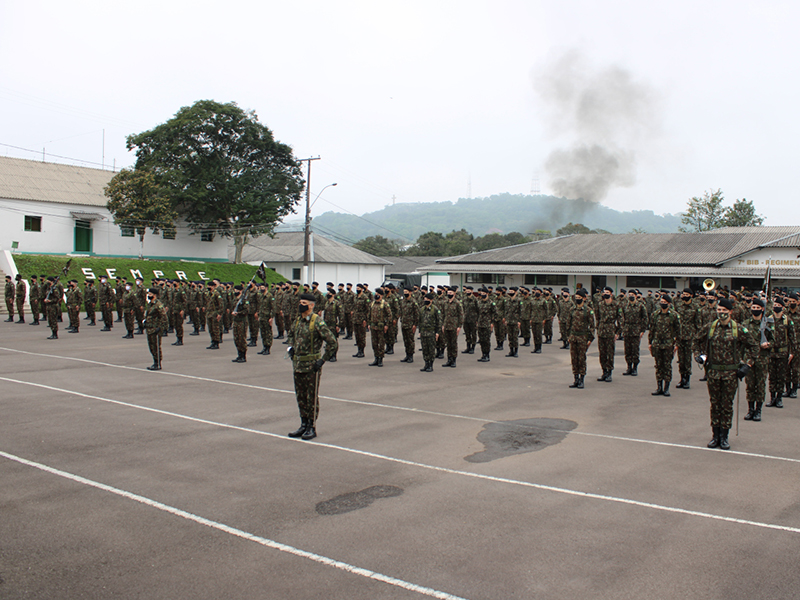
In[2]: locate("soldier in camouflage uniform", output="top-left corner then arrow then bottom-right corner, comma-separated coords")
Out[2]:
98,275 -> 114,331
145,288 -> 168,370
341,283 -> 355,339
675,288 -> 702,389
170,280 -> 186,346
383,284 -> 400,355
543,289 -> 557,344
783,293 -> 800,398
322,290 -> 341,361
28,275 -> 40,325
563,288 -> 595,388
42,277 -> 60,339
418,293 -> 442,372
596,286 -> 622,382
648,297 -> 681,396
205,280 -> 224,349
441,287 -> 464,367
697,293 -> 719,381
122,282 -> 137,339
503,287 -> 521,358
286,293 -> 338,441
765,297 -> 796,408
742,298 -> 771,421
462,287 -> 478,353
492,288 -> 507,351
399,287 -> 420,363
114,277 -> 125,322
231,285 -> 250,363
256,283 -> 275,356
434,289 -> 447,358
4,275 -> 15,322
14,274 -> 26,323
352,284 -> 370,358
246,281 -> 260,346
476,288 -> 496,362
518,288 -> 532,347
83,280 -> 97,326
368,287 -> 393,367
530,288 -> 548,354
65,280 -> 83,333
621,289 -> 648,376
556,288 -> 573,350
695,298 -> 757,450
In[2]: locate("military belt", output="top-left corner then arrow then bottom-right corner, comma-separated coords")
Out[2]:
295,352 -> 322,362
709,364 -> 738,371
572,331 -> 591,336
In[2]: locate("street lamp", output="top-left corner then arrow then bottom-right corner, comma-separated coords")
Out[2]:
303,182 -> 337,285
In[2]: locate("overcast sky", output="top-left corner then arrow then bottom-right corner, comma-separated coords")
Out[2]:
2,0 -> 798,230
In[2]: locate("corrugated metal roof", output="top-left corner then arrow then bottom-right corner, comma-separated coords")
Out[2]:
760,233 -> 800,248
234,231 -> 392,265
0,156 -> 114,207
418,263 -> 799,277
436,228 -> 800,267
380,256 -> 446,273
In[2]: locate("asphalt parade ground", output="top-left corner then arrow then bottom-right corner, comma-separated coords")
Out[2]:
2,320 -> 800,600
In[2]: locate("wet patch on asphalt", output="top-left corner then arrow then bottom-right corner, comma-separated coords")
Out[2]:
465,418 -> 578,463
316,485 -> 404,515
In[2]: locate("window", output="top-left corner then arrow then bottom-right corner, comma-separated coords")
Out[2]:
120,226 -> 135,237
201,231 -> 215,242
24,215 -> 41,232
465,273 -> 505,284
627,276 -> 676,289
292,268 -> 301,280
524,274 -> 568,286
162,229 -> 176,240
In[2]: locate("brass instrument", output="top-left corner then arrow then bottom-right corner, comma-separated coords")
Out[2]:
702,278 -> 716,291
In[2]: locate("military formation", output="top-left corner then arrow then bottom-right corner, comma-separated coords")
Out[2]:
6,272 -> 797,449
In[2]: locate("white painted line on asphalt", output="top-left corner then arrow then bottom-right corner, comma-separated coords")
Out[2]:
2,346 -> 799,465
3,375 -> 800,536
0,449 -> 470,600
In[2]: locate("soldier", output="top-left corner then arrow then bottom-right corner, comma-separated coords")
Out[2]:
621,289 -> 648,376
648,296 -> 681,396
114,277 -> 125,322
596,286 -> 622,382
440,287 -> 464,367
785,293 -> 800,398
352,284 -> 370,358
4,275 -> 15,322
311,281 -> 326,314
518,287 -> 532,348
98,275 -> 114,331
695,298 -> 757,450
340,283 -> 354,340
563,288 -> 595,388
65,280 -> 83,333
14,274 -> 26,323
399,287 -> 420,363
231,285 -> 250,363
742,298 -> 772,421
42,277 -> 60,339
322,290 -> 340,361
170,280 -> 186,346
84,280 -> 97,326
675,288 -> 701,389
28,275 -> 40,325
765,297 -> 795,408
246,281 -> 259,346
557,287 -> 573,350
476,287 -> 496,362
144,288 -> 168,371
367,287 -> 392,367
462,286 -> 478,353
384,284 -> 400,355
286,293 -> 338,441
122,282 -> 137,339
257,283 -> 275,356
133,278 -> 146,334
503,287 -> 521,358
530,288 -> 548,354
543,288 -> 557,344
492,287 -> 506,351
204,280 -> 224,349
418,293 -> 442,372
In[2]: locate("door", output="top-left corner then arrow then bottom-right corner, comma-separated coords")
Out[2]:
591,275 -> 607,294
74,220 -> 93,253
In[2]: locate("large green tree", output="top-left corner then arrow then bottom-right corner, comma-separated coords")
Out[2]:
105,168 -> 178,259
127,100 -> 305,263
722,198 -> 765,227
679,189 -> 728,232
352,235 -> 402,256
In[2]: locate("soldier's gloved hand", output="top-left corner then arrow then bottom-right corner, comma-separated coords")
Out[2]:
312,358 -> 325,372
287,347 -> 294,359
695,354 -> 706,366
736,364 -> 750,380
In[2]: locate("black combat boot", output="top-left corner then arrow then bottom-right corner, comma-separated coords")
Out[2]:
353,348 -> 365,358
288,419 -> 308,438
172,338 -> 183,346
190,328 -> 200,336
422,361 -> 433,372
301,424 -> 317,440
699,370 -> 707,382
623,363 -> 633,376
560,339 -> 568,349
478,353 -> 490,362
630,363 -> 638,376
606,371 -> 612,383
766,392 -> 779,407
775,394 -> 784,408
436,349 -> 445,359
47,332 -> 58,340
257,346 -> 270,355
576,375 -> 584,389
17,316 -> 25,323
101,326 -> 111,332
743,401 -> 756,420
652,381 -> 664,396
232,353 -> 246,363
206,341 -> 219,350
442,357 -> 453,367
123,331 -> 134,339
683,375 -> 690,389
569,375 -> 580,388
368,357 -> 381,366
707,427 -> 720,448
676,376 -> 686,389
32,319 -> 40,325
400,354 -> 410,363
753,402 -> 763,421
718,428 -> 730,450
147,361 -> 161,371
450,357 -> 457,368
522,339 -> 531,347
467,344 -> 475,354
377,357 -> 383,367
248,338 -> 257,347
275,333 -> 284,340
790,386 -> 798,399
385,344 -> 394,355
4,316 -> 13,322
533,344 -> 542,354
495,342 -> 504,351
406,355 -> 413,363
597,371 -> 608,382
546,335 -> 553,344
662,381 -> 671,397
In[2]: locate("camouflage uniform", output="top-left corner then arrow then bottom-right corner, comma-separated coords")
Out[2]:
99,279 -> 114,329
385,290 -> 400,351
205,285 -> 224,345
145,298 -> 168,368
342,288 -> 356,339
123,288 -> 137,336
15,279 -> 26,322
232,294 -> 250,360
556,294 -> 574,348
492,293 -> 507,349
519,293 -> 532,346
620,298 -> 648,373
441,297 -> 464,364
786,307 -> 800,396
258,288 -> 275,353
543,294 -> 557,343
4,278 -> 15,319
504,293 -> 521,356
648,308 -> 681,388
287,312 -> 338,424
399,295 -> 420,359
768,312 -> 796,401
66,285 -> 83,331
29,277 -> 41,324
563,300 -> 595,383
462,292 -> 478,351
42,282 -> 60,336
530,293 -> 547,352
83,283 -> 97,325
675,298 -> 701,384
418,302 -> 442,367
743,314 -> 772,415
171,284 -> 186,343
368,298 -> 393,362
247,285 -> 260,343
353,290 -> 371,355
476,296 -> 496,360
596,300 -> 622,377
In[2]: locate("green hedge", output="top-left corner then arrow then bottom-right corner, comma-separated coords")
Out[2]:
14,255 -> 286,287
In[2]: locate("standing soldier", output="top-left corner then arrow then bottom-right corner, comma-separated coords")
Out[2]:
648,296 -> 681,396
122,282 -> 137,339
133,278 -> 146,334
65,280 -> 83,333
418,293 -> 442,372
557,288 -> 573,350
742,298 -> 772,421
144,288 -> 167,370
14,274 -> 26,323
492,288 -> 507,351
675,288 -> 702,389
621,289 -> 648,376
170,280 -> 186,346
476,288 -> 496,362
697,292 -> 719,381
399,287 -> 420,363
246,281 -> 260,346
462,286 -> 478,354
518,288 -> 532,348
786,293 -> 800,398
311,281 -> 326,314
596,286 -> 622,382
530,288 -> 548,354
322,290 -> 340,361
342,282 -> 356,339
42,277 -> 61,339
257,283 -> 275,356
503,287 -> 521,358
205,280 -> 224,349
367,287 -> 392,367
384,284 -> 400,355
286,293 -> 338,441
766,297 -> 795,408
563,288 -> 595,388
695,298 -> 757,450
98,275 -> 114,331
5,275 -> 15,322
84,280 -> 97,326
352,284 -> 370,358
543,288 -> 557,344
441,287 -> 464,367
28,275 -> 40,325
114,277 -> 125,322
231,285 -> 250,363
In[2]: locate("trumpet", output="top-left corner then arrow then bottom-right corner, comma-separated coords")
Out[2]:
702,278 -> 716,291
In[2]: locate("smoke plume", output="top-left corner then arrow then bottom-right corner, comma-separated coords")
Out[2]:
533,49 -> 660,203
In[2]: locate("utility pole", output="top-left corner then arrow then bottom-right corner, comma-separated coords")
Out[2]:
298,157 -> 320,285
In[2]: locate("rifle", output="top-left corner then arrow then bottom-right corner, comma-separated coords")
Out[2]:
233,262 -> 267,314
44,259 -> 72,303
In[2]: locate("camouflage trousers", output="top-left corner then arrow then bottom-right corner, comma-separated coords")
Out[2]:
569,335 -> 590,376
597,336 -> 616,372
443,328 -> 459,360
746,355 -> 769,404
464,321 -> 477,347
370,325 -> 385,359
259,319 -> 273,348
46,304 -> 59,333
354,322 -> 367,350
769,355 -> 790,395
207,314 -> 222,343
544,318 -> 554,339
677,339 -> 694,378
275,312 -> 285,336
493,320 -> 506,346
652,346 -> 674,382
147,330 -> 162,364
519,319 -> 530,343
85,303 -> 95,323
116,300 -> 123,321
790,352 -> 800,388
30,299 -> 40,321
478,327 -> 492,356
233,319 -> 248,355
5,296 -> 14,316
67,305 -> 80,330
135,306 -> 144,330
124,310 -> 135,333
223,310 -> 232,332
294,370 -> 321,422
402,326 -> 415,357
506,322 -> 519,353
102,303 -> 113,328
531,321 -> 543,347
436,327 -> 446,353
421,332 -> 437,362
173,311 -> 184,339
16,298 -> 25,319
387,320 -> 398,345
623,335 -> 642,366
248,314 -> 258,340
343,312 -> 353,338
707,373 -> 738,428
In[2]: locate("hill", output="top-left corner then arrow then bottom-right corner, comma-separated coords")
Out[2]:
311,194 -> 682,243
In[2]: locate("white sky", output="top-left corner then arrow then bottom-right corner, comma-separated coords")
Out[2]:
2,0 -> 798,228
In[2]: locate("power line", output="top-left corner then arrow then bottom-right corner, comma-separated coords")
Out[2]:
0,142 -> 121,170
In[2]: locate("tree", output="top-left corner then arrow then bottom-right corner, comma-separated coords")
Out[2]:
105,168 -> 178,259
353,235 -> 402,256
556,222 -> 595,236
444,229 -> 474,256
127,100 -> 305,263
679,189 -> 727,232
406,231 -> 447,256
722,198 -> 765,227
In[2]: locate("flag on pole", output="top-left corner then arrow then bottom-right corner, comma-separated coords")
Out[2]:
256,261 -> 267,281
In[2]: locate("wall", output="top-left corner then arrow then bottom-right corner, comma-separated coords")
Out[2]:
254,261 -> 386,289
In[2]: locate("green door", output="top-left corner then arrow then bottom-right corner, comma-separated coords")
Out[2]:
74,220 -> 93,253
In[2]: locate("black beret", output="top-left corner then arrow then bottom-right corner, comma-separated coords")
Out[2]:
603,286 -> 613,293
299,293 -> 316,302
425,293 -> 435,300
751,298 -> 765,308
147,288 -> 160,295
561,287 -> 570,293
718,298 -> 734,310
576,288 -> 588,297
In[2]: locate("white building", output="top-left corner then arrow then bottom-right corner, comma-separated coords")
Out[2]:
235,229 -> 390,288
0,157 -> 228,262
